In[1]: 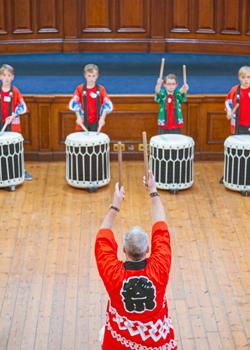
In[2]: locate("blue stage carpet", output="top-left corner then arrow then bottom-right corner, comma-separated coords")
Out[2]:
0,52 -> 249,94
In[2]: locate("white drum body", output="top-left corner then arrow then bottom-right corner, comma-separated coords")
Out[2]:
223,135 -> 250,192
0,132 -> 25,187
65,132 -> 110,188
150,134 -> 195,190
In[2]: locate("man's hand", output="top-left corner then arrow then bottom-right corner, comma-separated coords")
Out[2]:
143,171 -> 157,193
112,182 -> 125,210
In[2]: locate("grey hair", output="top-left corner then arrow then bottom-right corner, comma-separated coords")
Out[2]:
123,226 -> 149,261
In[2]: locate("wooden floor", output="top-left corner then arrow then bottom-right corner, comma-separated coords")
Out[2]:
0,161 -> 249,350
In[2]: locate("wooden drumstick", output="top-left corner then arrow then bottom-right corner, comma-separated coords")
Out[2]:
232,103 -> 239,115
79,122 -> 88,132
182,64 -> 187,91
118,141 -> 122,189
142,131 -> 149,184
159,58 -> 165,80
76,111 -> 88,132
0,120 -> 9,134
226,103 -> 239,120
97,123 -> 103,133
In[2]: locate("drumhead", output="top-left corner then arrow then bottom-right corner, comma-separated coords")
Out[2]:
150,134 -> 194,148
65,131 -> 110,146
0,131 -> 24,144
224,135 -> 250,149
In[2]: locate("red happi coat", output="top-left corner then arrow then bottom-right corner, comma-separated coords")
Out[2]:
68,84 -> 113,131
0,86 -> 27,132
225,84 -> 250,134
95,221 -> 177,350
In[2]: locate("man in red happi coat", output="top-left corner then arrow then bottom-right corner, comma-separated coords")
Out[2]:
95,173 -> 177,350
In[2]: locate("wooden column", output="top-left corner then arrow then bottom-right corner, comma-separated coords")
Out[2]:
63,0 -> 79,52
150,0 -> 166,52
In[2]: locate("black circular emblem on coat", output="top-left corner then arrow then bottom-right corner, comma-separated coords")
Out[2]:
121,276 -> 156,313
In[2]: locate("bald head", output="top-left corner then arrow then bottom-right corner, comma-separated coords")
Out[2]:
123,226 -> 149,261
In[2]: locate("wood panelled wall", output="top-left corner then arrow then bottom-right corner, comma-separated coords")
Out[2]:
0,0 -> 249,54
21,94 -> 229,161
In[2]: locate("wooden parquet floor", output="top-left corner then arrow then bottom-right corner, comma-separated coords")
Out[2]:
0,161 -> 249,350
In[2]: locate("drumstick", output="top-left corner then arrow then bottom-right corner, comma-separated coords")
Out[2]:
182,64 -> 187,91
0,120 -> 9,134
232,103 -> 239,115
159,58 -> 165,80
142,131 -> 149,184
226,103 -> 239,120
118,141 -> 122,189
76,111 -> 88,132
79,122 -> 88,132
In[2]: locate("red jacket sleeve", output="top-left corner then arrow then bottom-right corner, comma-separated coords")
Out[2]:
95,229 -> 123,292
69,84 -> 83,111
99,85 -> 107,104
147,221 -> 172,284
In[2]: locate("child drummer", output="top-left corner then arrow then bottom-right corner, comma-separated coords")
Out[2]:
225,66 -> 250,135
0,64 -> 32,181
154,69 -> 189,134
69,64 -> 113,132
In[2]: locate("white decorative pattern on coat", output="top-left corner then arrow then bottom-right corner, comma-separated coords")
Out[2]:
108,304 -> 174,342
106,316 -> 177,350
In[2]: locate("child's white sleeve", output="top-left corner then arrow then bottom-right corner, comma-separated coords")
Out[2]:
14,99 -> 27,116
100,97 -> 113,115
69,94 -> 82,112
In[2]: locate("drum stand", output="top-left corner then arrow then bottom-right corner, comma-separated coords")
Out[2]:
240,190 -> 250,197
169,189 -> 179,195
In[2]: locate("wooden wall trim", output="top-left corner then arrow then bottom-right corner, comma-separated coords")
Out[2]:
0,0 -> 249,55
1,37 -> 250,55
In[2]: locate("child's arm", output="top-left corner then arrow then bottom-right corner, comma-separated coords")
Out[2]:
69,88 -> 85,126
98,88 -> 113,131
69,87 -> 84,113
225,98 -> 234,119
7,90 -> 27,124
14,99 -> 27,116
176,87 -> 188,103
225,89 -> 239,120
179,83 -> 189,95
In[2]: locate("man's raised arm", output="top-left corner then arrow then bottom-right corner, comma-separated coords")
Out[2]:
100,183 -> 125,229
145,172 -> 166,224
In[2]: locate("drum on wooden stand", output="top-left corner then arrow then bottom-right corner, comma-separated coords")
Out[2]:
65,132 -> 110,189
0,132 -> 25,191
223,135 -> 250,195
149,134 -> 194,193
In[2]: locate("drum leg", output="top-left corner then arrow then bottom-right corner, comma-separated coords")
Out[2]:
9,185 -> 16,192
240,190 -> 250,197
87,187 -> 98,193
169,189 -> 178,195
219,176 -> 224,184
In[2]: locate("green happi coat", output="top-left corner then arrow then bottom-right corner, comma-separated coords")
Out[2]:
154,88 -> 186,127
